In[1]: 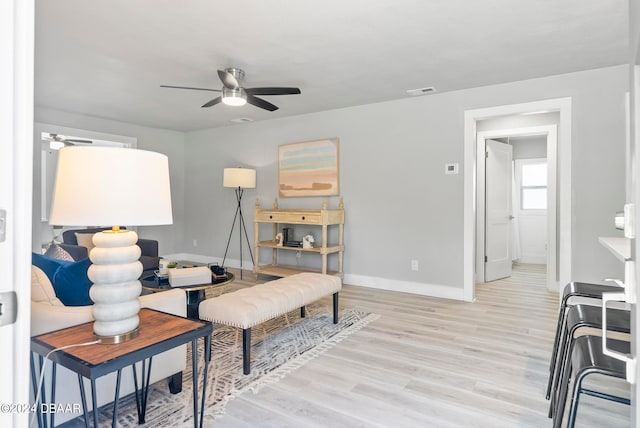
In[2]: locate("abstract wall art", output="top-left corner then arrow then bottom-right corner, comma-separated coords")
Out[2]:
278,138 -> 339,197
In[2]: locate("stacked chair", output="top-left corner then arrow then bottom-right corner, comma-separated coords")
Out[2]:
546,281 -> 631,427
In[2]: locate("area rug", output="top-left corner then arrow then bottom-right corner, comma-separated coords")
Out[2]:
83,303 -> 378,427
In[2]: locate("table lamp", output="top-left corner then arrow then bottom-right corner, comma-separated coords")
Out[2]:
221,167 -> 256,279
49,146 -> 173,344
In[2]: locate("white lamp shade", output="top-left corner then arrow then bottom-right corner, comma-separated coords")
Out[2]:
223,168 -> 256,189
49,146 -> 173,226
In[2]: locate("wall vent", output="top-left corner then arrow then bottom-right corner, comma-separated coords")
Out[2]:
406,87 -> 436,96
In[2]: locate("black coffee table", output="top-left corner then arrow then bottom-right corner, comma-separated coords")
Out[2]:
141,272 -> 234,319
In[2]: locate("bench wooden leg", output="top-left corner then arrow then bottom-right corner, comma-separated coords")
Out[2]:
243,328 -> 251,375
333,292 -> 339,324
300,306 -> 306,318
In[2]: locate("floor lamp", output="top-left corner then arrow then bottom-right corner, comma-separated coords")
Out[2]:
49,146 -> 173,343
222,168 -> 256,279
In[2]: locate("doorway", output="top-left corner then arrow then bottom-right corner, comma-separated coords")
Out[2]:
463,97 -> 572,302
478,131 -> 553,283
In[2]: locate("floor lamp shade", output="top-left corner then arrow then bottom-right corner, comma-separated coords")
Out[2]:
223,168 -> 256,189
49,146 -> 173,343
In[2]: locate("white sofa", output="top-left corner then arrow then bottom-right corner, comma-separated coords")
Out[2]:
31,266 -> 187,426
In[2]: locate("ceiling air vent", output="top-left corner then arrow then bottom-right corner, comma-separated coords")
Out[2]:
229,118 -> 253,123
406,87 -> 436,96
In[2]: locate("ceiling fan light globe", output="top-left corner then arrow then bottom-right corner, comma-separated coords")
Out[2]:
222,87 -> 247,106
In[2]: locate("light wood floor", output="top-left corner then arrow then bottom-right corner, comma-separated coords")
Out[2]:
210,264 -> 631,428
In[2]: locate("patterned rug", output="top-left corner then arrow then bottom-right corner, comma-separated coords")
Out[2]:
80,303 -> 378,427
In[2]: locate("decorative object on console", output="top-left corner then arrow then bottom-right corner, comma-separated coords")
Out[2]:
302,234 -> 315,249
49,146 -> 173,344
275,232 -> 284,247
221,167 -> 256,280
278,138 -> 339,198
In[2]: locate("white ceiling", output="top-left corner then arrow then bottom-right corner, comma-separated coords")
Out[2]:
35,0 -> 628,132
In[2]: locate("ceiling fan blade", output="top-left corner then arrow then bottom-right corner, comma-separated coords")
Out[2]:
201,96 -> 223,108
247,95 -> 278,111
217,69 -> 240,89
160,85 -> 221,92
245,87 -> 301,96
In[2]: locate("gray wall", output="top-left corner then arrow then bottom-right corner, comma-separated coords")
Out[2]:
32,107 -> 186,255
32,65 -> 628,295
510,136 -> 547,160
184,65 -> 628,291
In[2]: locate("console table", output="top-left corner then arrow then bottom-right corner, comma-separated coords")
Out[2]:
254,199 -> 344,278
31,309 -> 213,428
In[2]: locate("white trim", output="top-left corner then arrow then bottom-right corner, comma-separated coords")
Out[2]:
344,274 -> 465,300
464,98 -> 571,301
1,0 -> 34,425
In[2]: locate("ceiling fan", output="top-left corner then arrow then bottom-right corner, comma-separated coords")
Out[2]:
42,133 -> 93,149
160,68 -> 301,111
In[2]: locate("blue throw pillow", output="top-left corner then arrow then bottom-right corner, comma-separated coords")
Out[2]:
52,258 -> 94,306
32,253 -> 93,306
32,253 -> 73,284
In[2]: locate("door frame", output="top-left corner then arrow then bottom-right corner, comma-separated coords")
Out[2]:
0,0 -> 34,426
463,97 -> 572,302
476,126 -> 557,289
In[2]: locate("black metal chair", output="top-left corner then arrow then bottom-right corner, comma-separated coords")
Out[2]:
553,335 -> 630,428
548,304 -> 630,421
546,282 -> 623,401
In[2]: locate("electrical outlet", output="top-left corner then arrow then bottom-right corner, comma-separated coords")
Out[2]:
411,259 -> 419,271
193,239 -> 198,247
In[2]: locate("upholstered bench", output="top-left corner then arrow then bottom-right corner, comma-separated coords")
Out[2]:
199,272 -> 342,374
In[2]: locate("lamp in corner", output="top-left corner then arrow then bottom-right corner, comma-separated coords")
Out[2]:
221,167 -> 256,279
49,146 -> 172,344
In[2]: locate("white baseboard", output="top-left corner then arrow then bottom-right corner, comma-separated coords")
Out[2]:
517,256 -> 547,265
165,253 -> 464,301
344,273 -> 465,301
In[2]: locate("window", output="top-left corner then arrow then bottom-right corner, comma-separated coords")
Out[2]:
521,162 -> 547,210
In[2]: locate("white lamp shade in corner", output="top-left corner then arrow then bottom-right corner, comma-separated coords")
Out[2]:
49,146 -> 173,226
223,168 -> 256,189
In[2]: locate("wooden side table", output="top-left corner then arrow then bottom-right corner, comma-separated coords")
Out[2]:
31,309 -> 213,428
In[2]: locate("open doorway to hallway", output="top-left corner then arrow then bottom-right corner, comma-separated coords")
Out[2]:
475,118 -> 557,288
463,97 -> 572,302
485,134 -> 550,283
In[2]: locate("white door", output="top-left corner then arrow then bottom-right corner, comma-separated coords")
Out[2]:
0,1 -> 34,427
485,139 -> 513,281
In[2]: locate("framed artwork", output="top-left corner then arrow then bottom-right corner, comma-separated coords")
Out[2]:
278,138 -> 339,197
